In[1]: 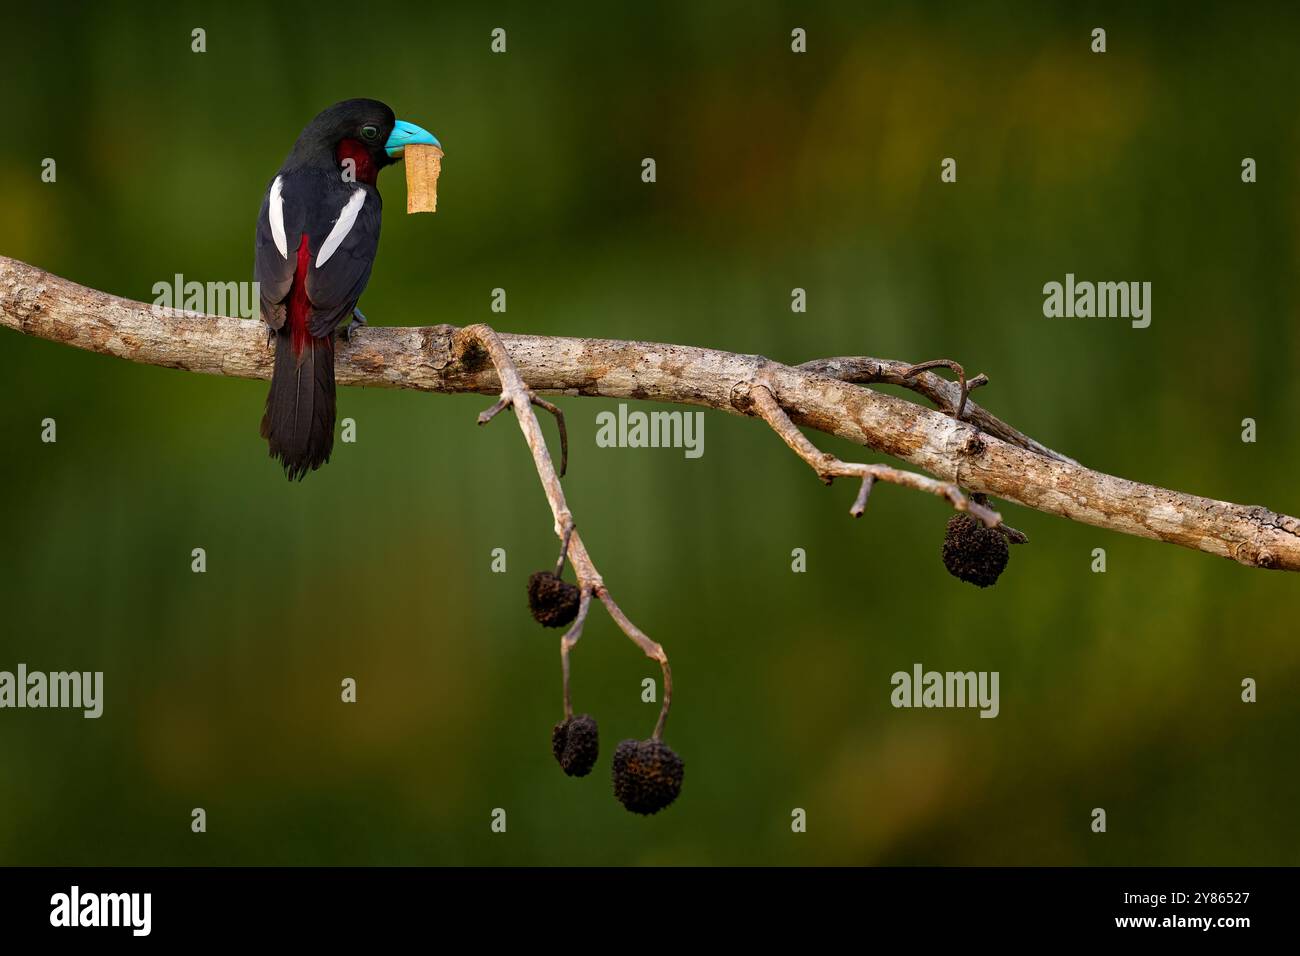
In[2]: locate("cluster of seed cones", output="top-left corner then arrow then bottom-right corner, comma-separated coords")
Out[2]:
551,714 -> 684,815
526,492 -> 1015,816
529,564 -> 684,815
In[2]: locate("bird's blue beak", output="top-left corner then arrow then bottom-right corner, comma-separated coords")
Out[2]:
386,120 -> 440,158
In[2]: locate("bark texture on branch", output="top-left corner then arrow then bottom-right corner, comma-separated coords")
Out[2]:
3,254 -> 1298,571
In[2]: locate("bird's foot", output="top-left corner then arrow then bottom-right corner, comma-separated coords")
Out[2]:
339,307 -> 368,342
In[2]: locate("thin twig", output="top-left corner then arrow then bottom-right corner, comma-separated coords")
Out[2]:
530,395 -> 568,478
798,355 -> 1073,465
560,589 -> 593,720
749,375 -> 1002,528
597,591 -> 672,740
476,396 -> 510,425
850,476 -> 876,518
461,323 -> 673,735
901,358 -> 975,421
554,519 -> 575,577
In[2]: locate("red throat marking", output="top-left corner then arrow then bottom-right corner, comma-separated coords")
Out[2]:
289,233 -> 312,356
336,139 -> 379,186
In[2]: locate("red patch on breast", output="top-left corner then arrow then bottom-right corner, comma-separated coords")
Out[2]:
336,139 -> 378,185
289,233 -> 312,356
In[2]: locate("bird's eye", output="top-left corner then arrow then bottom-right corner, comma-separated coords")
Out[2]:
360,125 -> 379,142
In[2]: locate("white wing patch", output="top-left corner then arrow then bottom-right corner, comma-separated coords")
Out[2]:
315,189 -> 366,268
268,176 -> 288,259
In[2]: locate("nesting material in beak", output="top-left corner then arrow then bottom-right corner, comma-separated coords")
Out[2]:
405,144 -> 444,214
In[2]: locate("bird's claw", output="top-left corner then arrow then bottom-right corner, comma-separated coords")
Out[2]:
339,307 -> 368,342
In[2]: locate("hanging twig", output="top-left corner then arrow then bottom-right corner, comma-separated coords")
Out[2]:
460,324 -> 672,736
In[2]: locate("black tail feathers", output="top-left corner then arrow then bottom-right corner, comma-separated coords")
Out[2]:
260,328 -> 337,481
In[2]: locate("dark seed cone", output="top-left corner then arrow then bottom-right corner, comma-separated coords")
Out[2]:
942,513 -> 1009,588
612,738 -> 684,815
528,570 -> 580,628
551,714 -> 599,777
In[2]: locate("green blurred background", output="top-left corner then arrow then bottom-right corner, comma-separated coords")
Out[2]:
1,0 -> 1297,865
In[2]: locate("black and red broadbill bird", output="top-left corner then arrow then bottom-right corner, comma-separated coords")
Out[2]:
255,99 -> 439,479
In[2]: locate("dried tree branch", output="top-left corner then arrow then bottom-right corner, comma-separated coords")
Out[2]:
799,355 -> 1074,464
748,375 -> 1004,527
460,324 -> 672,737
3,254 -> 1298,571
750,373 -> 1030,542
